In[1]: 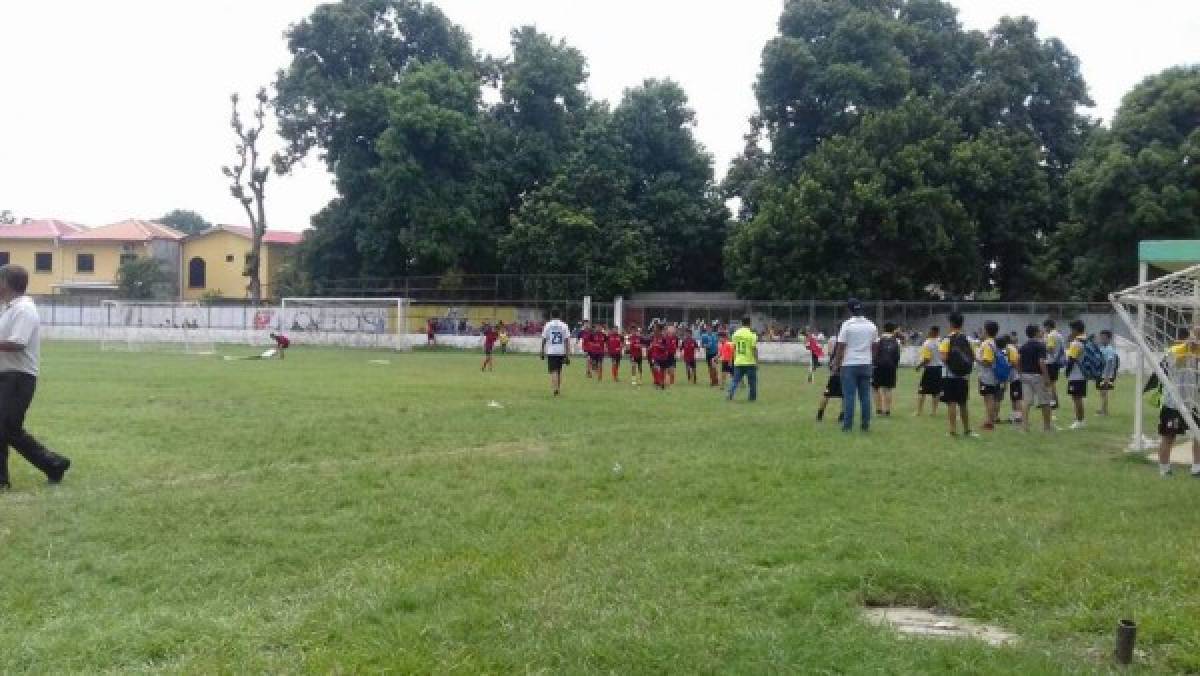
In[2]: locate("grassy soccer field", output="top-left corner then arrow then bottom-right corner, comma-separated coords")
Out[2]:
3,343 -> 1199,673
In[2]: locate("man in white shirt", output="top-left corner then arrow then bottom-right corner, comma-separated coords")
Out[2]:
832,298 -> 879,433
539,308 -> 572,397
0,265 -> 71,491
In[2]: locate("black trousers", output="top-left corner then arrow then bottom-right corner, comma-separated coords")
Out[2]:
0,371 -> 67,485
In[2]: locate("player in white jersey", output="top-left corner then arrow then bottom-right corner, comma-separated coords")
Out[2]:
540,308 -> 572,397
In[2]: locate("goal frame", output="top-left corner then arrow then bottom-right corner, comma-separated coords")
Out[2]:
100,300 -> 216,354
279,297 -> 410,350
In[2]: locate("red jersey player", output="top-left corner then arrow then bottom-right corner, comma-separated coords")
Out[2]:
664,326 -> 680,386
648,323 -> 671,390
481,323 -> 498,372
585,324 -> 607,381
626,326 -> 644,386
681,329 -> 699,384
269,332 -> 290,359
606,327 -> 624,381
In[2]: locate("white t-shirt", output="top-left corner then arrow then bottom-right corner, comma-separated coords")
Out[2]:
837,316 -> 879,366
0,295 -> 40,376
541,319 -> 570,356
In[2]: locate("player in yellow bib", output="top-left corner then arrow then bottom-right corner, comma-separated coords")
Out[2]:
728,316 -> 759,402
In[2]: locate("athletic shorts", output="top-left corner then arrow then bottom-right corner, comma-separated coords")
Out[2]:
1020,373 -> 1051,408
1047,364 -> 1062,382
654,358 -> 672,371
667,356 -> 677,369
1159,406 -> 1199,436
684,359 -> 697,369
823,372 -> 843,398
918,366 -> 942,395
721,361 -> 733,374
484,345 -> 494,355
546,355 -> 565,373
1096,378 -> 1115,391
608,353 -> 622,363
1067,380 -> 1087,398
978,382 -> 1003,398
588,353 -> 604,367
1009,380 -> 1023,402
631,356 -> 643,366
706,350 -> 719,364
872,366 -> 898,389
940,377 -> 968,405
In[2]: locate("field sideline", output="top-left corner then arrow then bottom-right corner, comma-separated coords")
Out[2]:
2,343 -> 1199,673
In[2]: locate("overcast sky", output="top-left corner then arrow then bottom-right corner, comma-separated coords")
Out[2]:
1,1 -> 1196,231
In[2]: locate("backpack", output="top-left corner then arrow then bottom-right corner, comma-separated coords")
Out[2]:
1081,337 -> 1105,379
992,343 -> 1012,383
877,336 -> 900,369
946,333 -> 975,377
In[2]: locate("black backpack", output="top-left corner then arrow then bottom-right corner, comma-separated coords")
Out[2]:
946,333 -> 975,377
877,336 -> 900,369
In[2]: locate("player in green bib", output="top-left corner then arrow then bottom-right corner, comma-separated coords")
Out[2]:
728,316 -> 759,402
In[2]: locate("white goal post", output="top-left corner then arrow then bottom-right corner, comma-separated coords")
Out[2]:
100,300 -> 216,354
1111,263 -> 1200,446
279,297 -> 411,350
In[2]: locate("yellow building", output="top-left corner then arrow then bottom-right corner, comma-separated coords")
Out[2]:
181,225 -> 303,300
0,219 -> 303,300
0,220 -> 90,295
56,219 -> 185,297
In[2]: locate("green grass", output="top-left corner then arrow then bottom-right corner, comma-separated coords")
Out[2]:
3,343 -> 1199,673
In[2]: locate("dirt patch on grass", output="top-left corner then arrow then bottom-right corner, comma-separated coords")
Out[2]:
863,605 -> 1018,647
466,439 -> 550,458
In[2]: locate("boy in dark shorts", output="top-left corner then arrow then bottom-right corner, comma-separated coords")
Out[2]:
664,326 -> 679,387
872,322 -> 900,416
939,312 -> 977,437
586,324 -> 607,382
606,327 -> 624,382
718,332 -> 734,386
681,328 -> 699,384
1064,319 -> 1088,430
648,323 -> 671,390
1157,326 -> 1200,477
480,323 -> 497,371
915,326 -> 941,416
626,326 -> 644,386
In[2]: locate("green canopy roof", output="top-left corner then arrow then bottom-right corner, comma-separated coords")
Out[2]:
1140,240 -> 1200,271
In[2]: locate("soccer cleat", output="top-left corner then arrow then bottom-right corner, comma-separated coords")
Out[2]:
47,458 -> 71,485
1069,421 -> 1086,430
816,409 -> 825,422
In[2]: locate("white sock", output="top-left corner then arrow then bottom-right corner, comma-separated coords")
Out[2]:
1161,463 -> 1172,474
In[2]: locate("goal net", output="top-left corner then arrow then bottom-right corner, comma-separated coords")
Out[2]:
100,301 -> 216,354
279,298 -> 410,350
1111,264 -> 1200,441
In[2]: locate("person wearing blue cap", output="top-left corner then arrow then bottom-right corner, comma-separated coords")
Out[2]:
832,298 -> 879,432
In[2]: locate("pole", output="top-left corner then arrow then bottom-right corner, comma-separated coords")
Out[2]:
1133,262 -> 1148,451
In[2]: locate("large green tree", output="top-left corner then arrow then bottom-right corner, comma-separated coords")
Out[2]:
156,209 -> 210,235
727,0 -> 1092,299
1057,65 -> 1200,299
611,79 -> 729,290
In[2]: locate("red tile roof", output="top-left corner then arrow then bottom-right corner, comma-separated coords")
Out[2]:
62,219 -> 184,242
0,219 -> 89,239
206,225 -> 305,245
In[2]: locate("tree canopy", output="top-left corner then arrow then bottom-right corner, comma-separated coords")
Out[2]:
157,209 -> 211,235
275,0 -> 727,297
271,0 -> 1190,302
725,0 -> 1094,300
